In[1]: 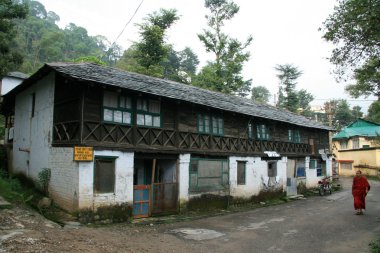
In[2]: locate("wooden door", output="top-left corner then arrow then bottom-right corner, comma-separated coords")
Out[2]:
133,185 -> 151,218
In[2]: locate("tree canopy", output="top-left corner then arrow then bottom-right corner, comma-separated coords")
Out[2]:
251,86 -> 270,104
10,0 -> 122,74
321,0 -> 380,99
0,0 -> 28,77
195,0 -> 253,97
116,8 -> 200,82
366,101 -> 380,123
323,99 -> 363,130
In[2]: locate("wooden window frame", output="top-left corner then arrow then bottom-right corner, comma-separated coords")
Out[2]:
256,124 -> 270,140
189,158 -> 229,192
136,98 -> 162,128
237,161 -> 246,185
94,156 -> 116,194
310,159 -> 318,169
288,129 -> 301,143
102,91 -> 133,125
268,161 -> 277,177
197,113 -> 224,136
247,121 -> 253,139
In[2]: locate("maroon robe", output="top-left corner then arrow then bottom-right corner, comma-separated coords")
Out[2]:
352,176 -> 370,210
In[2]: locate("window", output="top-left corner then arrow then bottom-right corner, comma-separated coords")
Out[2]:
340,162 -> 352,170
197,114 -> 224,135
362,145 -> 370,148
296,159 -> 305,177
189,159 -> 229,192
136,98 -> 161,127
103,91 -> 132,124
352,138 -> 359,149
94,157 -> 116,194
257,124 -> 270,140
310,159 -> 318,169
212,116 -> 224,135
268,162 -> 277,177
288,129 -> 301,143
247,122 -> 253,139
317,162 -> 326,176
237,161 -> 246,185
340,140 -> 348,149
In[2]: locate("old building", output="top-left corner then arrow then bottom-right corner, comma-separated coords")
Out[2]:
1,62 -> 332,218
332,118 -> 380,177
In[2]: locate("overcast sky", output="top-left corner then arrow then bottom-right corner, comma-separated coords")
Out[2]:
37,0 -> 375,113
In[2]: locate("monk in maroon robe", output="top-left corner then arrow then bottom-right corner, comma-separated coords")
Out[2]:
352,170 -> 370,215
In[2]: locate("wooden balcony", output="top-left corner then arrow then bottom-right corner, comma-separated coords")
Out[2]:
53,121 -> 314,156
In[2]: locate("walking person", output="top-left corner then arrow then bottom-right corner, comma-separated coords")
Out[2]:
352,170 -> 370,215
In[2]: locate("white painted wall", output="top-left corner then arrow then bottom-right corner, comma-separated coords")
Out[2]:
229,156 -> 287,198
305,156 -> 334,188
48,147 -> 79,211
178,154 -> 190,203
78,150 -> 134,210
12,73 -> 55,180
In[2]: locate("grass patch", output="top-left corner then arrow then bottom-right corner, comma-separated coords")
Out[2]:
370,237 -> 380,253
0,171 -> 38,205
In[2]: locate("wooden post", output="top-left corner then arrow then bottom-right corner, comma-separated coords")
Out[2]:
150,158 -> 156,215
80,87 -> 85,144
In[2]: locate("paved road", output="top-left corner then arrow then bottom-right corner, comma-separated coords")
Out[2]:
163,177 -> 380,253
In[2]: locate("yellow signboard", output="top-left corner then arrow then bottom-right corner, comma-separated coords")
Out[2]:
74,146 -> 93,161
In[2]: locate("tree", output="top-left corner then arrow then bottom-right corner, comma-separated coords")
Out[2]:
335,100 -> 355,130
324,99 -> 361,130
251,86 -> 270,104
297,89 -> 314,117
352,105 -> 363,119
345,57 -> 380,98
116,9 -> 179,77
178,47 -> 199,79
366,101 -> 380,123
11,1 -> 121,74
0,0 -> 28,77
135,9 -> 179,71
275,64 -> 302,113
195,0 -> 253,97
321,0 -> 380,98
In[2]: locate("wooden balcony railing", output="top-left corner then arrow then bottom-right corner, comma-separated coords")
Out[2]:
53,121 -> 314,155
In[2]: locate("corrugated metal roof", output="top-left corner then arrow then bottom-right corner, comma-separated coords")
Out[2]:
332,119 -> 380,140
9,62 -> 333,131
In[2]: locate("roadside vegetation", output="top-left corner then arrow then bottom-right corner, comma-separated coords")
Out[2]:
370,239 -> 380,253
0,171 -> 38,205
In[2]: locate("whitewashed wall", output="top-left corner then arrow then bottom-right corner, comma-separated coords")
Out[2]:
229,156 -> 287,198
305,156 -> 333,188
78,150 -> 134,210
178,154 -> 190,203
12,73 -> 55,180
48,147 -> 79,211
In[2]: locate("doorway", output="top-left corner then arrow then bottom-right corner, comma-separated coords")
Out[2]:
133,156 -> 178,218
